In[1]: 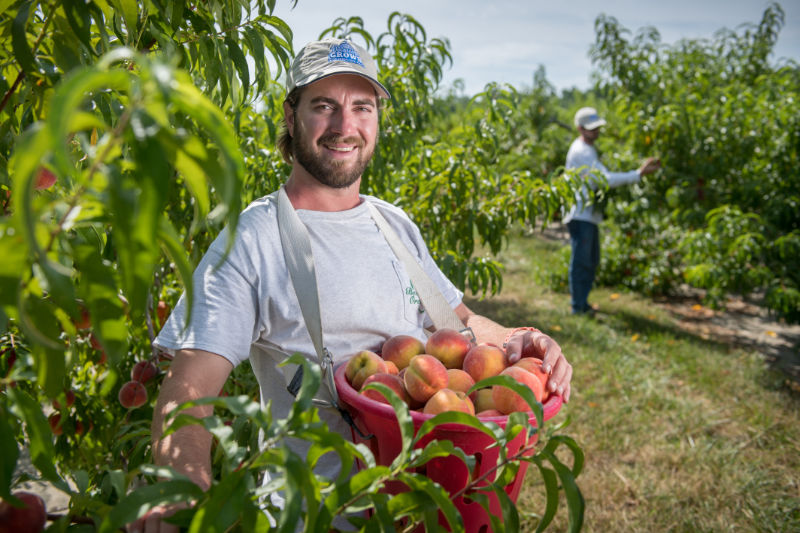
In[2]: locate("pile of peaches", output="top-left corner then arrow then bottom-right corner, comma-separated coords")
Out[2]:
343,328 -> 550,417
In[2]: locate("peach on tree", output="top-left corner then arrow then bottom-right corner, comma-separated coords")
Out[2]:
0,491 -> 47,533
118,380 -> 148,409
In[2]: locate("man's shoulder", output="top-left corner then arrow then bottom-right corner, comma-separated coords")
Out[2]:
239,191 -> 279,222
362,195 -> 412,220
566,137 -> 596,166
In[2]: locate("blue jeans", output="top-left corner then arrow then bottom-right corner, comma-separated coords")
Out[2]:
567,220 -> 600,314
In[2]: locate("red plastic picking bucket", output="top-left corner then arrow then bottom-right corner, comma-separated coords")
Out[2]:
334,363 -> 562,532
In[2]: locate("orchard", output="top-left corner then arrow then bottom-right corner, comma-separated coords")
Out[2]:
0,1 -> 583,531
1,0 -> 796,531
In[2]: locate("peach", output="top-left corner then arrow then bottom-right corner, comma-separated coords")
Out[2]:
0,491 -> 47,533
446,368 -> 475,395
384,361 -> 399,375
131,361 -> 158,384
74,305 -> 91,330
403,354 -> 449,404
423,388 -> 475,415
345,350 -> 388,390
472,388 -> 496,413
118,380 -> 148,409
48,413 -> 63,436
361,373 -> 411,406
463,344 -> 507,383
513,358 -> 550,402
34,167 -> 57,190
477,408 -> 504,418
381,334 -> 425,370
492,366 -> 545,415
156,300 -> 170,326
53,389 -> 75,410
425,328 -> 474,369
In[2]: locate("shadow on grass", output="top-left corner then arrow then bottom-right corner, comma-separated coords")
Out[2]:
463,295 -> 556,329
464,294 -> 800,397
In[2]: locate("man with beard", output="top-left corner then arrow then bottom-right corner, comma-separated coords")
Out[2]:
139,39 -> 573,531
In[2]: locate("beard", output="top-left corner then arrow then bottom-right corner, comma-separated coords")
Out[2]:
292,123 -> 375,189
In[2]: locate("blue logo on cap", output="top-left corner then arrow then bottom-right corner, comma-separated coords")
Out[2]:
328,41 -> 364,67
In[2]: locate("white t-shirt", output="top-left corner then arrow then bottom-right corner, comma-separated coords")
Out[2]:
564,136 -> 640,225
154,189 -> 463,485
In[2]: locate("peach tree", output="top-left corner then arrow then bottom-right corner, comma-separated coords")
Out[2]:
0,1 -> 583,530
584,2 -> 800,322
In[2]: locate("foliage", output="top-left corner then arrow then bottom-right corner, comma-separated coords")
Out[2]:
586,2 -> 800,321
0,1 -> 583,531
475,232 -> 800,532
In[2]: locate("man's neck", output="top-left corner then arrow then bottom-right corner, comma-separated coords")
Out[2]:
284,170 -> 362,212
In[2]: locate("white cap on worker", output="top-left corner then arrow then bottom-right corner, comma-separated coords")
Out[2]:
574,107 -> 607,130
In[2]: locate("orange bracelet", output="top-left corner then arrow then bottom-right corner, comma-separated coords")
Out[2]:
502,326 -> 540,349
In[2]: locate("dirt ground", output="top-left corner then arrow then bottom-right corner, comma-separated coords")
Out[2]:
654,289 -> 800,387
539,222 -> 800,388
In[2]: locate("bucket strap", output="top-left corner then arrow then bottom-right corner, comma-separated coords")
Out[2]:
277,186 -> 372,439
365,202 -> 475,342
276,187 -> 338,406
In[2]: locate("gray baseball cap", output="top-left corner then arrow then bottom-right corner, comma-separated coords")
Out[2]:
287,38 -> 391,99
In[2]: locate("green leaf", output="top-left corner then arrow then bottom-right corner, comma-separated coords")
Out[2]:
532,460 -> 559,533
173,136 -> 212,227
323,465 -> 392,518
168,70 -> 243,250
63,0 -> 94,54
470,374 -> 544,429
541,435 -> 585,478
0,408 -> 20,500
395,472 -> 465,532
99,480 -> 205,533
108,0 -> 138,42
47,66 -> 131,183
0,226 -> 27,308
188,470 -> 249,533
17,289 -> 63,352
242,27 -> 266,93
109,118 -> 170,320
359,381 -> 415,465
225,37 -> 249,102
491,482 -> 520,532
11,1 -> 37,75
73,243 -> 128,365
6,388 -> 64,487
157,216 -> 194,327
539,449 -> 585,533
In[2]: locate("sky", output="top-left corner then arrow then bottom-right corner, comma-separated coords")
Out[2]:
271,0 -> 800,96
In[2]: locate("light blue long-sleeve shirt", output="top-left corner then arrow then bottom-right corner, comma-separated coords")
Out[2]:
564,136 -> 640,225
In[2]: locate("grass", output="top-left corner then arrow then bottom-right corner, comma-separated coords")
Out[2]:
464,230 -> 800,532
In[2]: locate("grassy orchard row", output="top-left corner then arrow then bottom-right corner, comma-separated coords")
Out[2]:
343,328 -> 552,417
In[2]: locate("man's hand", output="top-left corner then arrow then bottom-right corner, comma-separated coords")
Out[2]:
638,157 -> 662,176
504,330 -> 573,402
127,503 -> 184,533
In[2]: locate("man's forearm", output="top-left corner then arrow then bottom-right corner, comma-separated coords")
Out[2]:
462,312 -> 513,347
152,402 -> 215,490
150,349 -> 233,491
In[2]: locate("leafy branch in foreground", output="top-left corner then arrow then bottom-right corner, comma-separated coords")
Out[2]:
96,357 -> 583,532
